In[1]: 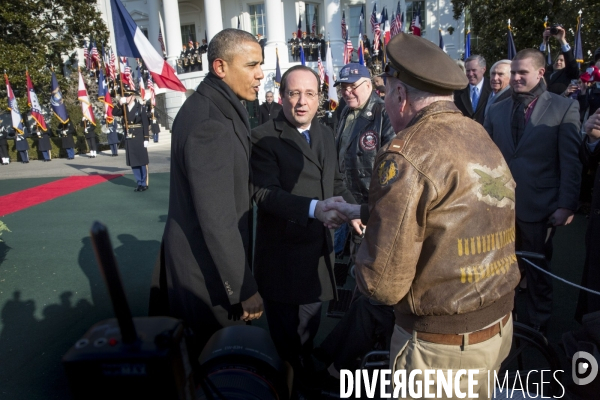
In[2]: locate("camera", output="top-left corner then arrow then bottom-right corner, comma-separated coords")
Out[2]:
550,24 -> 563,35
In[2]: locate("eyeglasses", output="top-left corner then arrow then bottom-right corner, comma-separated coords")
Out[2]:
340,80 -> 368,93
287,91 -> 319,100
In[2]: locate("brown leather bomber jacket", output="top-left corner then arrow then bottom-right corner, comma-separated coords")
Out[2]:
356,101 -> 521,334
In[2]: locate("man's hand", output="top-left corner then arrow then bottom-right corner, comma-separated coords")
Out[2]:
323,201 -> 362,221
240,292 -> 264,322
585,109 -> 600,142
551,26 -> 567,45
315,197 -> 348,229
350,219 -> 366,235
144,140 -> 149,148
549,208 -> 574,226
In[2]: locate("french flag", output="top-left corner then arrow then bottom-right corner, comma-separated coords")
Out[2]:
110,0 -> 186,92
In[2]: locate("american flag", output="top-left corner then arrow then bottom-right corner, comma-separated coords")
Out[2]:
158,29 -> 165,54
371,4 -> 381,55
109,50 -> 117,81
344,35 -> 354,65
137,66 -> 146,101
91,41 -> 101,69
311,14 -> 317,35
341,11 -> 347,44
317,53 -> 325,89
83,43 -> 89,69
147,74 -> 155,107
121,57 -> 135,89
391,2 -> 403,37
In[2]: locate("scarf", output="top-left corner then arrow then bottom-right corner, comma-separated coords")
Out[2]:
511,80 -> 546,146
203,73 -> 251,135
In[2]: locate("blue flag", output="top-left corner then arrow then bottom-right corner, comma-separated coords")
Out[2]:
439,29 -> 446,52
98,68 -> 107,101
465,31 -> 471,59
300,45 -> 306,66
574,14 -> 583,63
50,72 -> 69,124
274,49 -> 282,86
507,28 -> 517,60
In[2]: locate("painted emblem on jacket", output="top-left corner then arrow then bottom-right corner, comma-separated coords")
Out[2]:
378,159 -> 399,186
360,130 -> 378,151
468,163 -> 515,209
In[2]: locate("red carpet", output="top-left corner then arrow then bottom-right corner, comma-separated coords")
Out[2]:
0,174 -> 123,216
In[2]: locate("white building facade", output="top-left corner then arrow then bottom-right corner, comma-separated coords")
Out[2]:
97,0 -> 466,122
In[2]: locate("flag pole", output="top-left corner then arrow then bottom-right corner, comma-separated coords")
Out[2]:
118,61 -> 130,139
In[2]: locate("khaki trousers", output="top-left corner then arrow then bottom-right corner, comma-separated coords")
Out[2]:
390,315 -> 513,400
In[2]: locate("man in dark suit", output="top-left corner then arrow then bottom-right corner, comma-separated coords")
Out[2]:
484,59 -> 512,116
250,65 -> 355,388
485,48 -> 581,333
454,54 -> 492,124
258,91 -> 282,125
151,28 -> 265,356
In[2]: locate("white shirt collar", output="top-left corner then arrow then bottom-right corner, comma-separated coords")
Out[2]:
296,124 -> 311,133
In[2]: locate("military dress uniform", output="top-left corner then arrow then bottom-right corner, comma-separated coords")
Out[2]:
57,121 -> 76,159
106,119 -> 119,156
81,119 -> 97,158
35,125 -> 52,162
148,106 -> 160,143
14,127 -> 30,163
0,126 -> 9,165
113,98 -> 150,191
288,34 -> 300,62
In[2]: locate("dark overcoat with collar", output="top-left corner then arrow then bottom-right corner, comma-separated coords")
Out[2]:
251,114 -> 355,305
258,101 -> 283,125
484,90 -> 582,222
154,79 -> 258,345
454,77 -> 492,125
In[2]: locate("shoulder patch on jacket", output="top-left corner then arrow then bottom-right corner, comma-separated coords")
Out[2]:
377,159 -> 399,186
387,138 -> 405,154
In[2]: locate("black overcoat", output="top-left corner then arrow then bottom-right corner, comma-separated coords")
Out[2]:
59,121 -> 76,149
251,114 -> 355,305
113,101 -> 149,167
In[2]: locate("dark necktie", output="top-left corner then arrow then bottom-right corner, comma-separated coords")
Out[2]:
301,130 -> 311,145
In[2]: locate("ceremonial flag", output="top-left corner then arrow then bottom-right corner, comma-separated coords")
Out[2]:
341,11 -> 347,42
275,48 -> 282,104
109,49 -> 117,81
391,2 -> 403,37
158,29 -> 165,54
78,69 -> 96,125
147,74 -> 156,107
439,29 -> 446,53
325,42 -> 338,111
50,71 -> 69,123
98,69 -> 114,123
371,4 -> 381,55
411,4 -> 421,37
26,70 -> 47,131
381,7 -> 391,45
83,42 -> 89,69
102,44 -> 109,76
312,14 -> 317,35
298,15 -> 302,37
110,0 -> 186,92
507,21 -> 517,60
92,41 -> 101,68
344,31 -> 354,65
5,73 -> 24,134
237,16 -> 241,30
317,52 -> 325,90
138,66 -> 146,101
121,57 -> 136,89
574,13 -> 583,63
358,8 -> 365,66
299,44 -> 306,66
465,29 -> 471,59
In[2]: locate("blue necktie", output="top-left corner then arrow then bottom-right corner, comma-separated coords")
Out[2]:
472,86 -> 480,111
301,130 -> 311,145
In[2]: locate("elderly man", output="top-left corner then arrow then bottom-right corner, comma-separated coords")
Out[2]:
250,65 -> 355,392
485,48 -> 581,334
454,54 -> 492,124
327,33 -> 520,398
258,90 -> 282,125
485,59 -> 512,115
151,29 -> 264,356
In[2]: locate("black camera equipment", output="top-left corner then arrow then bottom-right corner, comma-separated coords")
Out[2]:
63,222 -> 292,399
62,222 -> 195,399
550,24 -> 563,35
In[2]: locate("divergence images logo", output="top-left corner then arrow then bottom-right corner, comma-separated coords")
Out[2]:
572,351 -> 598,386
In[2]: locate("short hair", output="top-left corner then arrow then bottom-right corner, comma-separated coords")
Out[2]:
465,54 -> 486,68
278,65 -> 321,97
455,60 -> 466,74
265,91 -> 273,96
491,59 -> 511,72
207,28 -> 258,74
513,49 -> 545,69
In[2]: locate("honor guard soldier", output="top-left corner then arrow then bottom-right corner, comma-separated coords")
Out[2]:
113,84 -> 150,191
0,118 -> 9,165
184,44 -> 193,73
309,31 -> 319,61
81,117 -> 97,158
289,32 -> 300,62
302,32 -> 310,57
193,42 -> 202,71
57,120 -> 76,160
34,122 -> 52,162
178,45 -> 187,74
14,124 -> 30,163
148,103 -> 160,142
105,118 -> 119,156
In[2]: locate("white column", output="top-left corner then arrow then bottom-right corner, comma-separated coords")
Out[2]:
264,0 -> 289,64
204,1 -> 224,42
162,0 -> 182,67
147,0 -> 162,55
325,0 -> 343,68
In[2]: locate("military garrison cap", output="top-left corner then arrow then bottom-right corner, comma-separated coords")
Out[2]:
382,33 -> 468,95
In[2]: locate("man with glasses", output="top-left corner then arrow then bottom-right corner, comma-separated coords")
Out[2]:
250,65 -> 356,396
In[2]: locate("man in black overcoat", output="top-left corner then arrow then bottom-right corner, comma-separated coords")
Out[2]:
258,91 -> 282,125
250,65 -> 355,386
57,120 -> 76,160
150,29 -> 265,356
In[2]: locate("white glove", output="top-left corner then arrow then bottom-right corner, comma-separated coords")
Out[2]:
144,140 -> 149,148
120,97 -> 127,105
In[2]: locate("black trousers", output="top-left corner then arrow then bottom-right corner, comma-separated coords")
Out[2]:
263,298 -> 322,378
515,218 -> 556,328
86,137 -> 97,151
318,291 -> 395,371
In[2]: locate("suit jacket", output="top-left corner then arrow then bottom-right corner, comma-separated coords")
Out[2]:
454,78 -> 492,125
156,77 -> 258,337
251,116 -> 355,304
484,86 -> 512,116
484,90 -> 582,222
258,102 -> 283,125
544,47 -> 579,95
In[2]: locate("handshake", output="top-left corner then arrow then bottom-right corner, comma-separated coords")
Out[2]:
314,196 -> 365,234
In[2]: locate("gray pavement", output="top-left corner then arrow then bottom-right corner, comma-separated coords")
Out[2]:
0,131 -> 172,180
